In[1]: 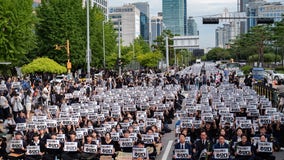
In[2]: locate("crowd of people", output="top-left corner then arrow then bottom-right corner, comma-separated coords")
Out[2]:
0,64 -> 283,160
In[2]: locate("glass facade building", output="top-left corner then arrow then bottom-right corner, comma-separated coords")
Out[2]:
133,2 -> 150,43
162,0 -> 187,35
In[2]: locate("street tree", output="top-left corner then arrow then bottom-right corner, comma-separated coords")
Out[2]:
35,0 -> 117,71
0,0 -> 36,67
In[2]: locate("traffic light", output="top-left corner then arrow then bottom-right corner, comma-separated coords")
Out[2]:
202,18 -> 219,24
257,18 -> 274,24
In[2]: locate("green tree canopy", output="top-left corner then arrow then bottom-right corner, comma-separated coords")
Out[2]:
35,0 -> 117,71
206,47 -> 231,61
21,57 -> 67,74
0,0 -> 36,67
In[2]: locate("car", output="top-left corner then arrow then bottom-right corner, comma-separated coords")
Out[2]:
196,59 -> 201,64
264,70 -> 284,81
50,74 -> 67,83
236,70 -> 244,78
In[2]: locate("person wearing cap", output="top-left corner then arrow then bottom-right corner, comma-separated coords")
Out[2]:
81,133 -> 98,160
44,133 -> 63,160
61,130 -> 81,160
11,91 -> 24,118
26,133 -> 45,160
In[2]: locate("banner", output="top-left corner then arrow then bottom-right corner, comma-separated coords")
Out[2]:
258,142 -> 273,153
26,146 -> 40,155
100,145 -> 113,155
132,148 -> 147,159
119,138 -> 133,148
237,146 -> 251,156
83,144 -> 97,153
142,134 -> 154,144
46,139 -> 60,149
63,142 -> 77,152
10,140 -> 23,149
175,149 -> 189,159
213,148 -> 229,159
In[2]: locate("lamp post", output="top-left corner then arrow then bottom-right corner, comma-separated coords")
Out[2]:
55,40 -> 71,74
118,20 -> 122,76
86,0 -> 91,79
102,21 -> 106,69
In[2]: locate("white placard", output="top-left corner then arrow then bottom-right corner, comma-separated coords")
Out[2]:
15,123 -> 26,131
100,145 -> 113,155
132,148 -> 147,159
46,119 -> 57,128
213,148 -> 229,159
237,146 -> 251,156
64,142 -> 78,152
119,138 -> 133,148
46,139 -> 60,149
142,134 -> 154,144
56,134 -> 65,142
258,142 -> 273,153
26,146 -> 40,155
83,144 -> 97,153
175,149 -> 189,159
111,132 -> 120,141
10,140 -> 23,149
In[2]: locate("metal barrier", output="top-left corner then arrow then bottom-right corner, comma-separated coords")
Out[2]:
253,83 -> 278,108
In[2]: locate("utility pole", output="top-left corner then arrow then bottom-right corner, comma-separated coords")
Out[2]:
103,21 -> 106,69
165,36 -> 169,71
55,40 -> 71,75
86,0 -> 91,79
118,20 -> 121,76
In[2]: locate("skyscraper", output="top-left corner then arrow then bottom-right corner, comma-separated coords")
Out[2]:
238,0 -> 250,33
109,4 -> 140,46
187,17 -> 198,36
162,0 -> 187,35
92,0 -> 108,20
151,14 -> 164,45
133,2 -> 150,43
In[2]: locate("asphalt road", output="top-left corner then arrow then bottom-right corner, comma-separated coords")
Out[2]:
158,62 -> 284,160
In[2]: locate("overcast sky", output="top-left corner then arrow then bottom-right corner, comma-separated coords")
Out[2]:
109,0 -> 237,48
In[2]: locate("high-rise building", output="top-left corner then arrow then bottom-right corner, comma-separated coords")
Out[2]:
238,0 -> 250,33
109,4 -> 140,46
151,14 -> 164,45
247,0 -> 266,29
133,2 -> 150,43
258,2 -> 284,22
92,0 -> 108,20
162,0 -> 187,35
187,17 -> 198,36
215,24 -> 231,48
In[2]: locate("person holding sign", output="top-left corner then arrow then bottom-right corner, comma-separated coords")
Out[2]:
61,131 -> 82,160
44,132 -> 63,160
81,133 -> 98,160
26,133 -> 45,160
212,135 -> 230,160
254,135 -> 275,160
193,131 -> 213,160
133,141 -> 149,160
173,133 -> 192,160
101,132 -> 117,159
234,134 -> 254,160
8,132 -> 27,160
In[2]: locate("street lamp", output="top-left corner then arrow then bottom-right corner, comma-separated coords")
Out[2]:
55,39 -> 72,74
102,21 -> 106,69
86,0 -> 91,78
118,20 -> 122,76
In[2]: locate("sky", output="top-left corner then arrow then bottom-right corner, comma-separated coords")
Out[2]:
109,0 -> 238,49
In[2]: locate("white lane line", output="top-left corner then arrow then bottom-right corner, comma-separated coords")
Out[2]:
162,140 -> 174,160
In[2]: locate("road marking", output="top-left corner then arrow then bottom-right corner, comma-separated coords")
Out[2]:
162,140 -> 174,160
